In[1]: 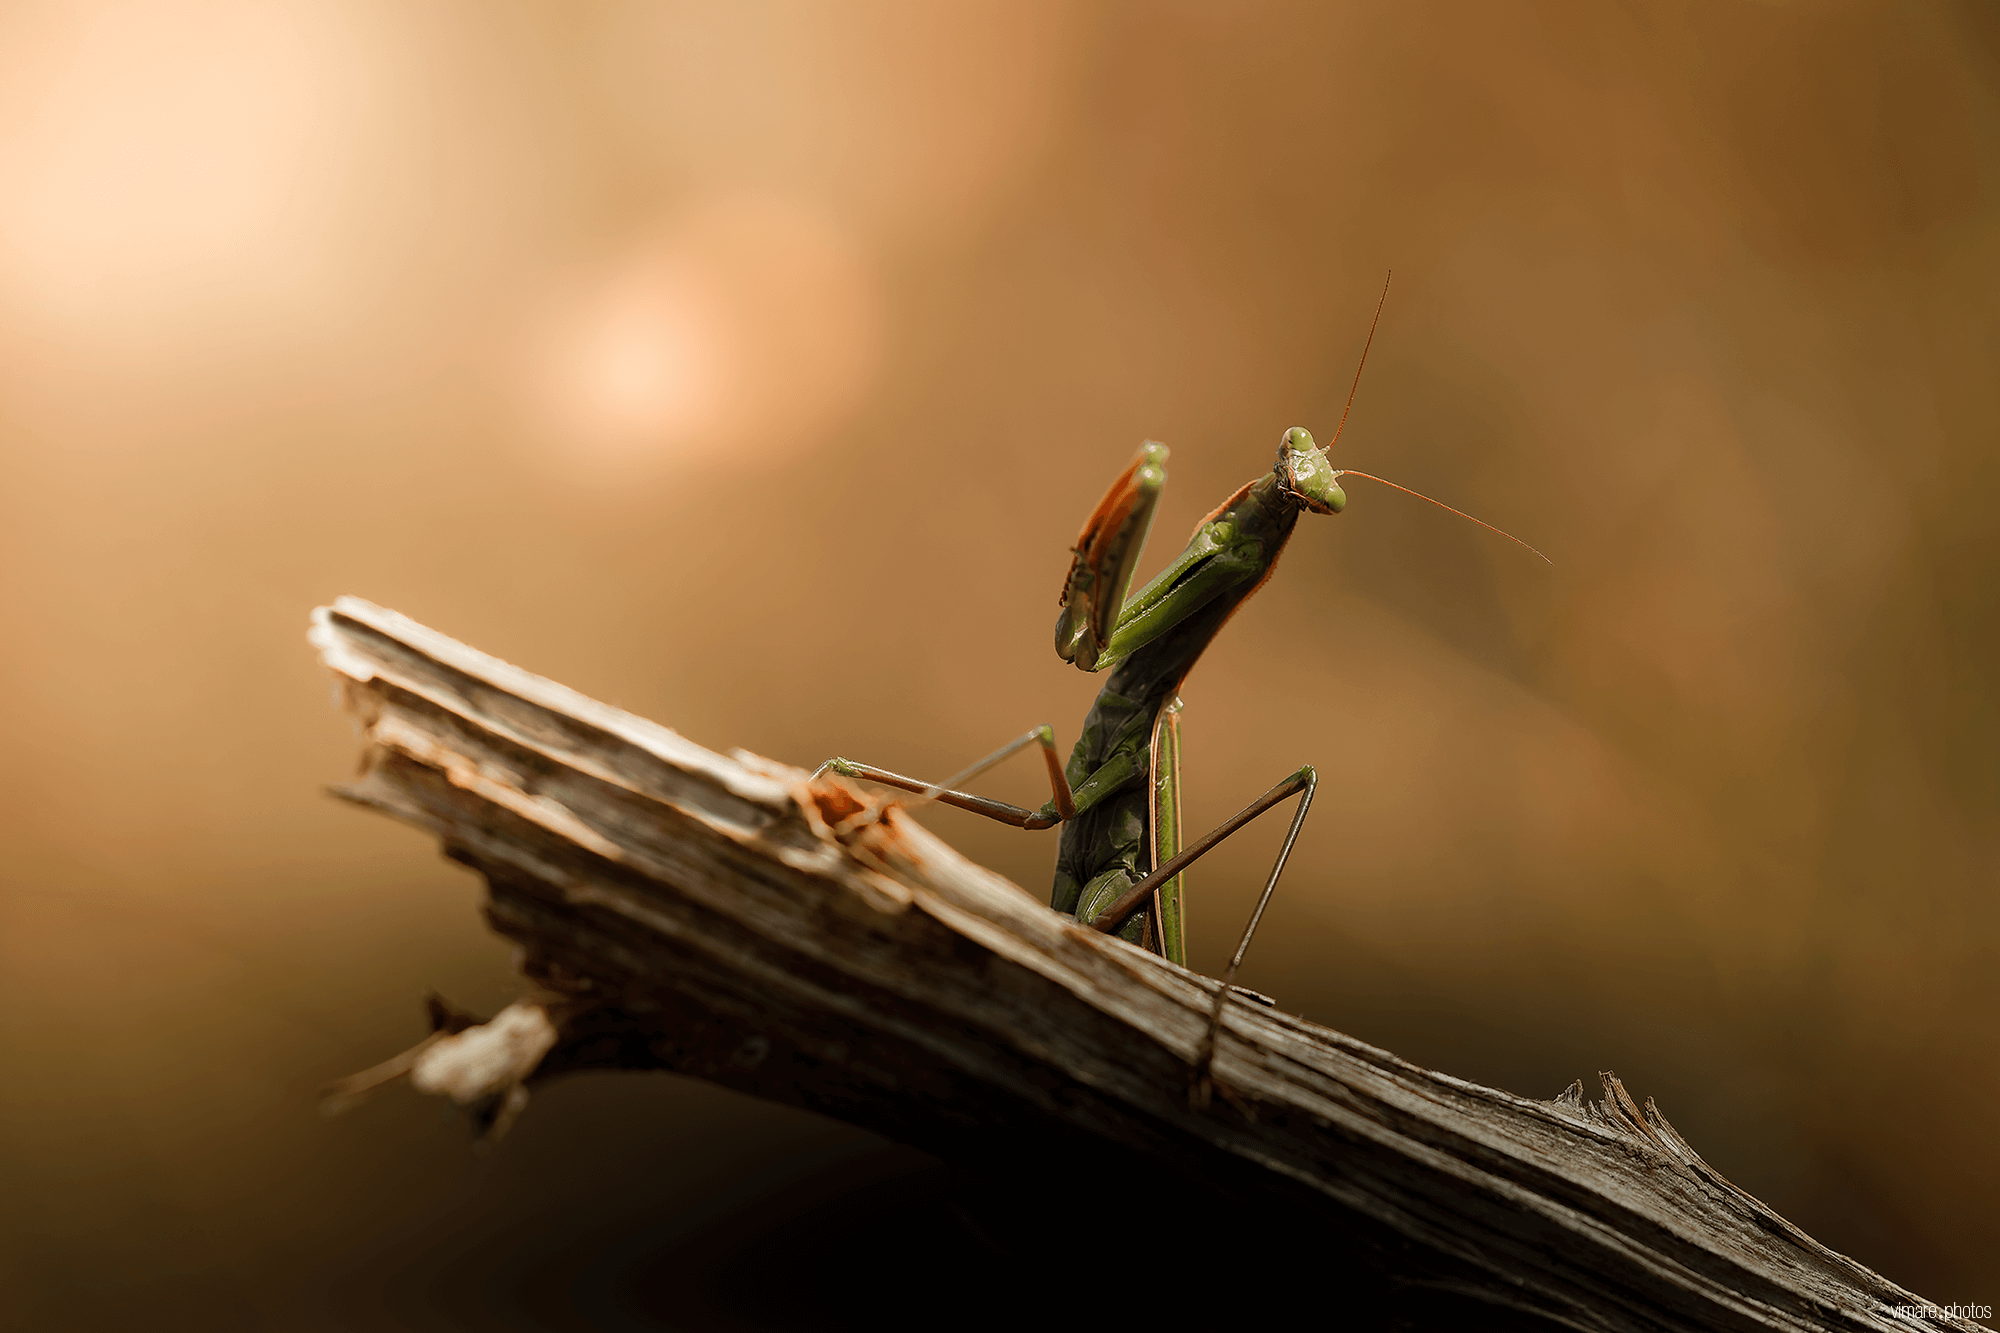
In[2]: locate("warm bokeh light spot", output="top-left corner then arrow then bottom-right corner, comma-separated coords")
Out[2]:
533,191 -> 883,474
0,0 -> 360,336
550,265 -> 723,457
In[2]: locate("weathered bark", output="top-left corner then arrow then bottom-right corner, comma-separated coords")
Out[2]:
311,596 -> 1983,1333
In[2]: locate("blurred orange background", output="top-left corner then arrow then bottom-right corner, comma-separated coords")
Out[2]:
2,1 -> 1995,1323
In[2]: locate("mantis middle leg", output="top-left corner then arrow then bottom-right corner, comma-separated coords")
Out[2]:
814,725 -> 1078,831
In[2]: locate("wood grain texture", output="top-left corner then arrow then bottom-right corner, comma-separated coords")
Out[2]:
311,597 -> 1984,1333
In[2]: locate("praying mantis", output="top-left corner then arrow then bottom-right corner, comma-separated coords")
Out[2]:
818,279 -> 1545,1056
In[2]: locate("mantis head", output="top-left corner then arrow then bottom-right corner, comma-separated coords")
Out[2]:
1278,427 -> 1347,514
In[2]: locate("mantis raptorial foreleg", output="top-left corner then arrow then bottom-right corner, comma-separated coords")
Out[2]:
1056,443 -> 1167,671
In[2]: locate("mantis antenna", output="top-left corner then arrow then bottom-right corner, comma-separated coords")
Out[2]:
1327,270 -> 1393,452
1333,468 -> 1552,563
1325,270 -> 1551,564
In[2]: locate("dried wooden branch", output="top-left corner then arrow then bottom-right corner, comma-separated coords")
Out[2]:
310,597 -> 1982,1333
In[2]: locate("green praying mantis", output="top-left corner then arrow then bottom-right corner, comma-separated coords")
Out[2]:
818,279 -> 1545,1072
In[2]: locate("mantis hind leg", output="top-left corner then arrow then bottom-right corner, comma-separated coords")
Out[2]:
1086,763 -> 1317,965
814,725 -> 1077,831
1079,764 -> 1319,1100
